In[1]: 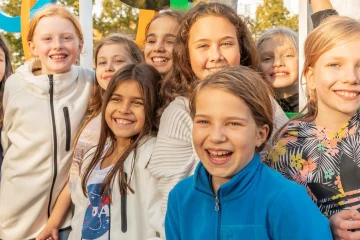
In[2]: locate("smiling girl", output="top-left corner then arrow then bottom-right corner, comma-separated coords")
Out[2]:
268,16 -> 360,239
165,66 -> 332,240
257,27 -> 299,113
0,5 -> 94,239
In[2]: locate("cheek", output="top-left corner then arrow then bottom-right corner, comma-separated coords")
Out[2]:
226,51 -> 241,66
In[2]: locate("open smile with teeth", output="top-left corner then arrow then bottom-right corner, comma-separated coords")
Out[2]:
207,67 -> 226,74
115,118 -> 134,125
271,72 -> 289,77
335,90 -> 360,98
206,149 -> 233,161
152,57 -> 169,63
50,55 -> 67,59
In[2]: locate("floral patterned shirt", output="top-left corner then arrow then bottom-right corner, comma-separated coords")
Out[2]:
267,112 -> 360,217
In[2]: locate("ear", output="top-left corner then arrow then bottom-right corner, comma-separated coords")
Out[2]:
28,41 -> 37,57
78,40 -> 84,54
305,66 -> 316,90
255,124 -> 270,148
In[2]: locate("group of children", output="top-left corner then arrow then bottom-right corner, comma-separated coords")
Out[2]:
0,0 -> 359,239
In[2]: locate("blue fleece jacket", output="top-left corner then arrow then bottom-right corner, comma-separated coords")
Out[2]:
165,153 -> 332,240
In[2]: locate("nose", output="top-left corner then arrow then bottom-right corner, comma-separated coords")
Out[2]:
209,46 -> 224,63
154,40 -> 165,52
209,124 -> 226,144
52,37 -> 63,50
118,101 -> 132,114
273,55 -> 285,67
342,66 -> 360,84
105,61 -> 115,72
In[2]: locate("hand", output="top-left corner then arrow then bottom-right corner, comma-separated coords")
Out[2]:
330,206 -> 360,240
36,226 -> 59,240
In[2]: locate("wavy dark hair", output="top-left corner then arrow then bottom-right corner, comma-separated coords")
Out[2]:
81,63 -> 161,198
0,34 -> 13,127
158,2 -> 259,116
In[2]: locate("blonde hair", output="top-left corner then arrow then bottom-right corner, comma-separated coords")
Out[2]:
274,15 -> 360,141
27,4 -> 83,42
256,27 -> 298,54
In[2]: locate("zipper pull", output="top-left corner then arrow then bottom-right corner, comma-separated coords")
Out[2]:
215,196 -> 220,211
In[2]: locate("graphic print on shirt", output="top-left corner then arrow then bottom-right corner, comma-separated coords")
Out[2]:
82,183 -> 110,240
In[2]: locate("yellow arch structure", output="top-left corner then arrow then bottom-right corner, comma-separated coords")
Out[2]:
21,0 -> 36,60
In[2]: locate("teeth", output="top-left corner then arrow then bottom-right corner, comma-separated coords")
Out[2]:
273,72 -> 288,76
207,67 -> 225,73
336,91 -> 359,98
115,119 -> 133,125
51,55 -> 66,59
152,57 -> 168,62
208,150 -> 231,156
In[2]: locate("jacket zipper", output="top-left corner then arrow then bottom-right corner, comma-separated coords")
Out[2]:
215,195 -> 221,240
121,173 -> 128,233
48,74 -> 58,217
63,107 -> 71,151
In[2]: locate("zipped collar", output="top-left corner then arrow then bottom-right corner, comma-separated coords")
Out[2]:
193,153 -> 262,202
16,58 -> 79,97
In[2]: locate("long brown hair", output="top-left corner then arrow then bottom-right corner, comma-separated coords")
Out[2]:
74,33 -> 143,148
274,15 -> 360,141
81,63 -> 161,198
159,2 -> 259,116
189,66 -> 273,152
0,34 -> 13,127
145,9 -> 184,38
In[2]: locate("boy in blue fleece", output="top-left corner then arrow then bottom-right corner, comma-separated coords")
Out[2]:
165,67 -> 332,240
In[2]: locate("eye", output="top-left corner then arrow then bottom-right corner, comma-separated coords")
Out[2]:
328,63 -> 341,67
228,122 -> 241,127
284,54 -> 294,58
196,119 -> 209,124
110,96 -> 121,102
146,39 -> 156,44
262,57 -> 272,62
221,42 -> 234,46
98,61 -> 106,65
197,44 -> 208,49
43,37 -> 51,41
132,100 -> 143,105
63,36 -> 72,40
115,59 -> 124,64
166,40 -> 174,45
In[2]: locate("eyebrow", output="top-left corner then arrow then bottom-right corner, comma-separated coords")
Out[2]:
146,33 -> 176,39
195,114 -> 248,122
111,94 -> 143,100
192,36 -> 236,44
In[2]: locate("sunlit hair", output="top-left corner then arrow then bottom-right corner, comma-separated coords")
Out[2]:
82,63 -> 161,199
145,8 -> 184,38
190,66 -> 273,152
257,27 -> 298,54
74,33 -> 143,148
0,34 -> 13,127
274,15 -> 360,140
159,2 -> 259,116
27,4 -> 83,42
256,27 -> 298,71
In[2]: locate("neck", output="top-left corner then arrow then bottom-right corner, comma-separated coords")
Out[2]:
314,108 -> 356,132
275,84 -> 298,99
211,176 -> 231,195
116,137 -> 131,152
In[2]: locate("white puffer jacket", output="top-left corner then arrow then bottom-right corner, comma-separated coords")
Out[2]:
0,59 -> 94,240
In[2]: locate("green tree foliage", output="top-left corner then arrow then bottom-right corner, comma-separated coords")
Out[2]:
251,0 -> 298,39
93,0 -> 139,40
0,0 -> 137,67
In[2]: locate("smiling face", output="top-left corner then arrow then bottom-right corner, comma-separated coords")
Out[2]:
29,16 -> 83,74
188,16 -> 241,80
96,44 -> 134,90
258,35 -> 299,91
307,39 -> 360,123
105,81 -> 145,146
192,87 -> 268,183
0,47 -> 5,81
144,16 -> 179,76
